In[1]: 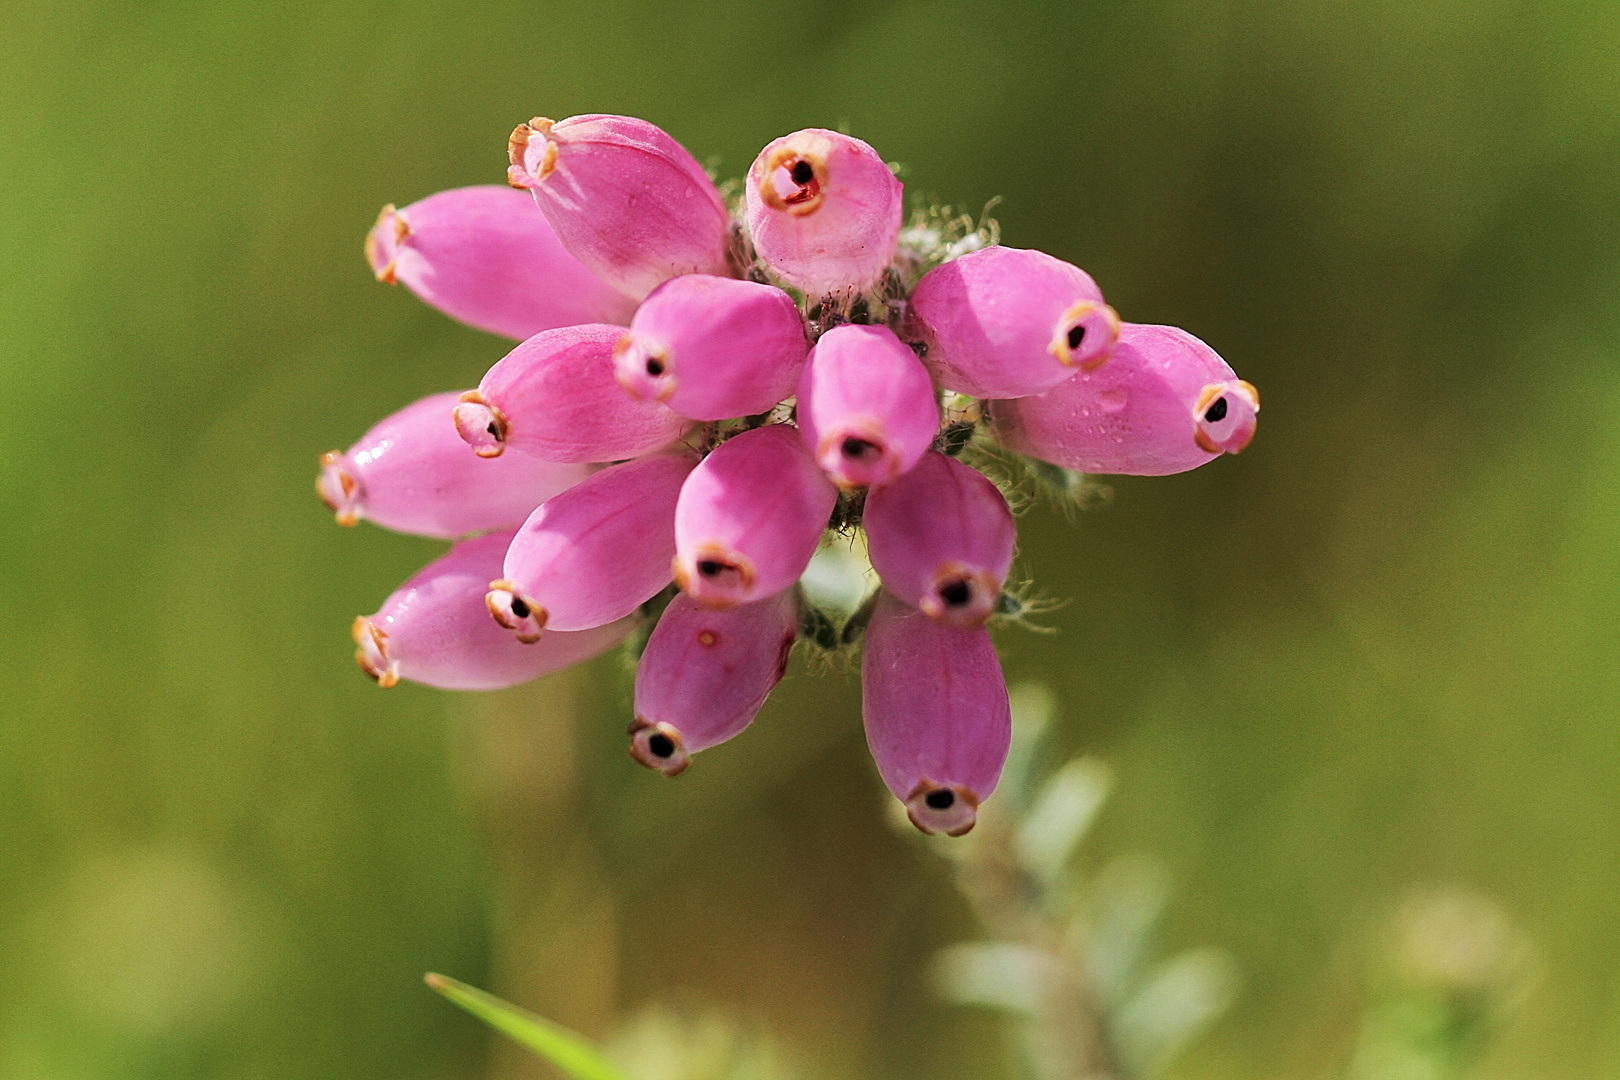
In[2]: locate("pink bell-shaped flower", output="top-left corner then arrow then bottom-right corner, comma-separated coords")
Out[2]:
507,114 -> 732,301
909,245 -> 1121,398
455,324 -> 692,462
861,590 -> 1011,836
489,450 -> 698,639
318,391 -> 591,538
673,425 -> 838,607
365,186 -> 637,340
744,128 -> 903,297
613,275 -> 808,421
628,589 -> 800,776
990,322 -> 1259,476
354,529 -> 634,690
796,324 -> 939,490
864,451 -> 1015,628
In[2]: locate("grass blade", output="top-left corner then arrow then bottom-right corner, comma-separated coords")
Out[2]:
425,973 -> 634,1080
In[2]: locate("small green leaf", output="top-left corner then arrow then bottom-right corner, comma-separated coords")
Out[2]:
425,973 -> 635,1080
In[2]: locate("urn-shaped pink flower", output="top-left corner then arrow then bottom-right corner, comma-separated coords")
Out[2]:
455,324 -> 691,462
910,245 -> 1121,398
865,451 -> 1016,627
365,186 -> 637,339
629,589 -> 800,776
508,114 -> 732,301
613,275 -> 808,421
673,425 -> 837,607
795,324 -> 939,490
990,322 -> 1259,475
318,390 -> 591,538
490,450 -> 698,640
862,590 -> 1012,836
354,529 -> 634,690
745,129 -> 903,296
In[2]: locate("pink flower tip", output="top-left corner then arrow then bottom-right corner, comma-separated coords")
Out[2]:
453,390 -> 508,458
485,578 -> 546,643
612,334 -> 675,404
363,204 -> 408,284
1193,380 -> 1261,455
1048,300 -> 1122,372
628,719 -> 691,776
918,564 -> 1003,627
506,117 -> 558,190
317,450 -> 361,526
353,615 -> 400,687
906,780 -> 981,837
672,545 -> 758,607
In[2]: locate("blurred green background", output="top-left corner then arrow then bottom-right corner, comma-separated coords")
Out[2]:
4,0 -> 1619,1076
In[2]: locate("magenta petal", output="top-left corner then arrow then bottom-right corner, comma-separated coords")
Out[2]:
673,425 -> 838,607
861,590 -> 1011,836
354,529 -> 633,690
628,588 -> 799,775
796,324 -> 939,490
614,275 -> 807,421
507,114 -> 731,301
317,391 -> 591,539
864,451 -> 1015,627
909,245 -> 1121,398
989,323 -> 1260,476
457,324 -> 693,463
744,129 -> 903,297
493,450 -> 698,635
365,186 -> 637,340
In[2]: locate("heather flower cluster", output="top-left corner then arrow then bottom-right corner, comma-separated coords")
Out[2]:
321,114 -> 1259,837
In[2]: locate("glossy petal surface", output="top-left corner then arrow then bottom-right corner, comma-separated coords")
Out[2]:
628,589 -> 799,775
355,529 -> 633,690
990,323 -> 1259,475
862,590 -> 1011,836
318,391 -> 590,538
365,186 -> 637,339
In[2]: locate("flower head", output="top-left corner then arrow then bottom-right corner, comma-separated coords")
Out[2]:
325,113 -> 1260,833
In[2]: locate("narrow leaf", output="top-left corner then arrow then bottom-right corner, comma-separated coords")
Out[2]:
425,973 -> 635,1080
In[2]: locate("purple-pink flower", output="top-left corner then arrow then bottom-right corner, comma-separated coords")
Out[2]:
326,113 -> 1261,835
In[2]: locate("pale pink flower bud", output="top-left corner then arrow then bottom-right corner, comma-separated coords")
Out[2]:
628,589 -> 799,776
863,451 -> 1015,628
455,324 -> 691,462
989,323 -> 1259,476
317,391 -> 590,538
507,115 -> 731,301
613,275 -> 808,421
909,245 -> 1121,398
795,324 -> 939,490
673,425 -> 837,607
861,590 -> 1011,836
364,186 -> 636,339
354,529 -> 633,690
744,128 -> 903,296
489,450 -> 698,639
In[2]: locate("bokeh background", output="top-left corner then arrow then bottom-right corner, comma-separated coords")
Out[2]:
4,0 -> 1620,1076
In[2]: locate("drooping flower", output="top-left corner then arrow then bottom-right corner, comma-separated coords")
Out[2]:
989,322 -> 1259,475
795,323 -> 939,490
365,185 -> 637,339
613,275 -> 808,420
863,451 -> 1015,628
326,112 -> 1259,834
354,529 -> 634,690
909,245 -> 1120,398
318,390 -> 590,537
629,588 -> 800,775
